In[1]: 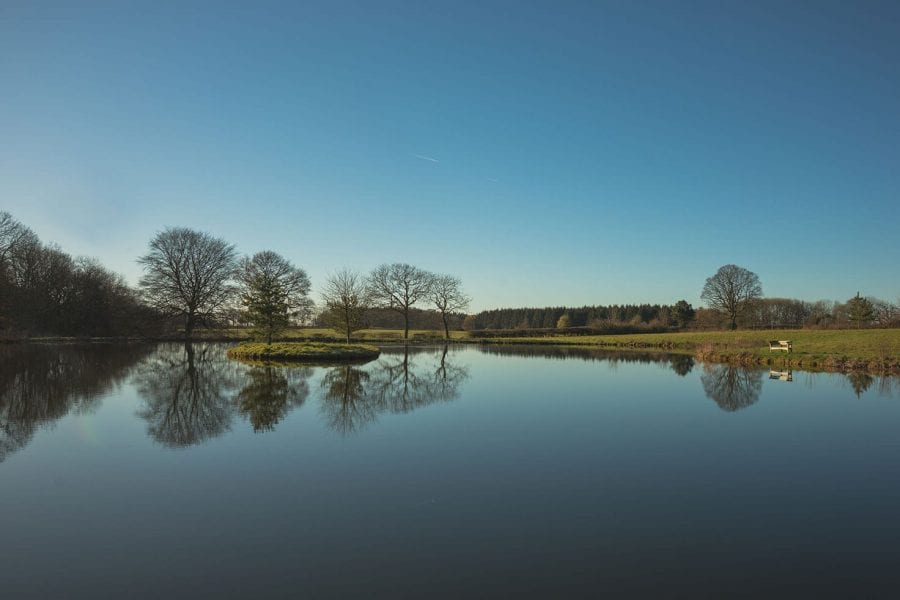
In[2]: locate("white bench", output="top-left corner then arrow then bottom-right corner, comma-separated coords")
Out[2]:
768,340 -> 792,353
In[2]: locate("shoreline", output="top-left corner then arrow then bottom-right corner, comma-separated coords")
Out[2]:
4,328 -> 899,376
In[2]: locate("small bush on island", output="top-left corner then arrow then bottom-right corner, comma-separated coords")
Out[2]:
226,342 -> 380,362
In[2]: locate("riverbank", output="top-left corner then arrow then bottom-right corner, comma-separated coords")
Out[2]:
5,327 -> 899,375
472,329 -> 900,374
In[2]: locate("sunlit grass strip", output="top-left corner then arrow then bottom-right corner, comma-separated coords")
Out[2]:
226,342 -> 380,362
473,329 -> 900,373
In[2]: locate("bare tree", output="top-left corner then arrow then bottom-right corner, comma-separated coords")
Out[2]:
237,251 -> 312,343
320,269 -> 369,343
700,264 -> 762,330
138,227 -> 237,339
367,263 -> 434,339
0,212 -> 37,265
429,274 -> 470,339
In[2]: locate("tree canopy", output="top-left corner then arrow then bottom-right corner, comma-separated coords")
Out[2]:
237,251 -> 312,343
138,227 -> 238,338
367,263 -> 434,339
845,292 -> 875,329
429,274 -> 470,339
700,264 -> 762,330
320,269 -> 369,343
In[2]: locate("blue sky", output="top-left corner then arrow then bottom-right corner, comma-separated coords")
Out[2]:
1,0 -> 898,312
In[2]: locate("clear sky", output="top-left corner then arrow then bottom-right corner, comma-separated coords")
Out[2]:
2,0 -> 898,312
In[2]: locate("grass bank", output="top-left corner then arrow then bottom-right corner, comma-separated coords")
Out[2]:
226,342 -> 381,363
473,329 -> 900,374
42,325 -> 895,374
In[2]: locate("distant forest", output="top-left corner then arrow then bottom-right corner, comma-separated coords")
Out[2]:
466,298 -> 899,333
469,304 -> 678,331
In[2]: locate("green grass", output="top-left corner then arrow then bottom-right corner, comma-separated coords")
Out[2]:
474,329 -> 900,372
208,326 -> 900,373
226,341 -> 381,362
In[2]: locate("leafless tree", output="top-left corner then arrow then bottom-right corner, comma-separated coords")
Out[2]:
138,227 -> 237,338
0,212 -> 37,266
320,269 -> 369,343
429,274 -> 470,339
367,263 -> 434,339
700,264 -> 762,330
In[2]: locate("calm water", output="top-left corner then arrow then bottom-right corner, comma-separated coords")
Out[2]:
2,342 -> 900,598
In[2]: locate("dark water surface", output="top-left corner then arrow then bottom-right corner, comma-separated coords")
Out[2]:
2,342 -> 900,598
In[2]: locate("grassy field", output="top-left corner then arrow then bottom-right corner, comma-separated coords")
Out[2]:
473,329 -> 900,373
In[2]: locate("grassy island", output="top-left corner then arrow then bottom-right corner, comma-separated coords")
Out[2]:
226,342 -> 381,363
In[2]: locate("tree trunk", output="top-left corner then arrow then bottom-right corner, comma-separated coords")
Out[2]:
185,312 -> 195,339
442,313 -> 450,340
403,309 -> 409,339
345,325 -> 351,343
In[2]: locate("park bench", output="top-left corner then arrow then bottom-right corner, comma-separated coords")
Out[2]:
768,340 -> 792,353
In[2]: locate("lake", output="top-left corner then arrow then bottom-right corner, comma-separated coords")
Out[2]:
2,342 -> 900,598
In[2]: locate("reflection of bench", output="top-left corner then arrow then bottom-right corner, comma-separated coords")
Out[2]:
768,340 -> 792,353
769,370 -> 793,381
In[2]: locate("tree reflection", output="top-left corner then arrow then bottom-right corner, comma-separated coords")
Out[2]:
0,343 -> 151,462
700,364 -> 764,412
429,345 -> 470,402
134,343 -> 240,447
670,356 -> 694,377
237,365 -> 311,432
367,346 -> 431,413
319,345 -> 469,435
477,343 -> 695,378
846,372 -> 874,398
320,365 -> 376,435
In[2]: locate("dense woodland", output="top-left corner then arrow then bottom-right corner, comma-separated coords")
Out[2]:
468,297 -> 900,333
1,212 -> 897,339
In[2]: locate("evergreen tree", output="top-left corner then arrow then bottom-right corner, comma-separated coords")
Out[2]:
238,251 -> 312,343
846,292 -> 874,329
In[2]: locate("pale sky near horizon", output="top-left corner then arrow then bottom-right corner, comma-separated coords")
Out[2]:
2,0 -> 898,312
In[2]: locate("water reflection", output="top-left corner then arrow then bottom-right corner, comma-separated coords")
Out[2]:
237,365 -> 311,432
477,344 -> 694,376
320,365 -> 376,435
320,346 -> 469,435
134,343 -> 240,447
701,364 -> 764,412
2,342 -> 898,459
671,355 -> 695,377
846,372 -> 874,398
0,343 -> 151,462
769,370 -> 793,382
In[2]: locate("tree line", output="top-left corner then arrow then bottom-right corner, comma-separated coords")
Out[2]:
135,226 -> 472,341
696,264 -> 898,330
465,264 -> 898,333
2,213 -> 897,339
0,212 -> 159,337
466,301 -> 696,332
